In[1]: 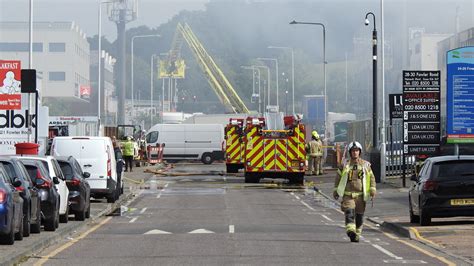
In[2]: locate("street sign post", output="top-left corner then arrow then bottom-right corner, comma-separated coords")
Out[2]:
403,71 -> 440,155
446,46 -> 474,144
389,93 -> 403,120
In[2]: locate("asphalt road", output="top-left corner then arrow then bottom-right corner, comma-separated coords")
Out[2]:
23,163 -> 463,265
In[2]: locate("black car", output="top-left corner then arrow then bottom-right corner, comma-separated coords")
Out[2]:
409,156 -> 474,226
0,157 -> 42,236
0,164 -> 24,244
57,156 -> 91,221
22,160 -> 60,231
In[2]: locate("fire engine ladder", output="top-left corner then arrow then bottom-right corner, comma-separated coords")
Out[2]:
174,23 -> 250,114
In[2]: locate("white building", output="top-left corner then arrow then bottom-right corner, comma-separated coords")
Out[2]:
408,28 -> 451,70
0,21 -> 90,102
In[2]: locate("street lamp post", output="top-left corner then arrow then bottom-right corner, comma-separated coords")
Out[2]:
150,54 -> 157,128
255,65 -> 270,109
257,58 -> 279,109
97,0 -> 112,136
242,66 -> 262,114
365,12 -> 378,149
268,46 -> 295,115
131,34 -> 160,123
289,20 -> 327,140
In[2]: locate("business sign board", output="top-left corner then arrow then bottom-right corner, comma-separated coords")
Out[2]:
0,103 -> 49,155
389,93 -> 403,120
0,60 -> 22,110
80,85 -> 91,100
446,46 -> 474,143
403,70 -> 440,155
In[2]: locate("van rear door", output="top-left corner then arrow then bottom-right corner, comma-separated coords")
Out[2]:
80,139 -> 108,189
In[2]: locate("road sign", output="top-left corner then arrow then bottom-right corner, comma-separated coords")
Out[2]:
446,46 -> 474,143
389,94 -> 403,120
403,70 -> 440,155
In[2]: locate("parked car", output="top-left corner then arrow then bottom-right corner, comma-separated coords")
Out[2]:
0,164 -> 24,244
17,156 -> 70,223
51,136 -> 120,203
0,156 -> 42,235
409,155 -> 474,226
57,156 -> 91,221
21,160 -> 60,231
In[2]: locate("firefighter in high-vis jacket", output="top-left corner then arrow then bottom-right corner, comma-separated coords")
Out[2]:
333,141 -> 376,242
307,131 -> 323,175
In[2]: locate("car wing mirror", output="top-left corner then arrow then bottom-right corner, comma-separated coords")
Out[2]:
83,172 -> 91,178
410,174 -> 418,182
53,176 -> 60,185
13,178 -> 22,188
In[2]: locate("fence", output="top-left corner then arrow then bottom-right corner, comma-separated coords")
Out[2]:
347,119 -> 415,177
147,143 -> 165,165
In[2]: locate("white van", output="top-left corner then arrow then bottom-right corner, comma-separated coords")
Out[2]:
51,136 -> 120,203
146,124 -> 224,164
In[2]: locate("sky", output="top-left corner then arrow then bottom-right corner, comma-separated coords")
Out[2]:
0,0 -> 209,40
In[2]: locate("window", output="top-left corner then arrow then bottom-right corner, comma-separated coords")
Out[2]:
0,42 -> 43,52
49,42 -> 66,52
146,131 -> 159,143
49,72 -> 66,81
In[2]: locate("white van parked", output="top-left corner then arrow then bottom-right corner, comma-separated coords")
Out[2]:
51,136 -> 120,203
146,124 -> 224,164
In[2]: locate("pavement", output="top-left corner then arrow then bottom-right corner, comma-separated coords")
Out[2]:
306,169 -> 474,265
0,165 -> 156,266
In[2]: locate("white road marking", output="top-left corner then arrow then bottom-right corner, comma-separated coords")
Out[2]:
144,229 -> 172,235
203,178 -> 216,182
223,176 -> 227,182
164,183 -> 169,188
189,229 -> 215,234
140,207 -> 147,214
300,200 -> 316,211
156,194 -> 161,199
229,225 -> 235,234
290,192 -> 295,196
321,214 -> 333,222
372,244 -> 403,260
294,195 -> 301,200
129,217 -> 138,223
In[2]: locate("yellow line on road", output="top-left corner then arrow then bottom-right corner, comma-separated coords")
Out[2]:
409,227 -> 440,247
374,226 -> 455,266
123,176 -> 144,184
34,217 -> 112,266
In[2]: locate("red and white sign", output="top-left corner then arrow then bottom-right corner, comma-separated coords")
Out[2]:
0,60 -> 22,110
80,85 -> 91,100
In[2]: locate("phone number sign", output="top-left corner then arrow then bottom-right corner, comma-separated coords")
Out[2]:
403,70 -> 440,155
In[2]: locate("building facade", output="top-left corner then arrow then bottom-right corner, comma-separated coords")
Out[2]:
0,21 -> 90,104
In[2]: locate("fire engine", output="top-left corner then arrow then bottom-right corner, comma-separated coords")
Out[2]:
224,118 -> 246,173
243,115 -> 306,184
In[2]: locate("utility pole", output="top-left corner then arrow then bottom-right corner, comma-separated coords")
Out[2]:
108,0 -> 137,124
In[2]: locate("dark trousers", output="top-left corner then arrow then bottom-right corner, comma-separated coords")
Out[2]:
124,156 -> 134,171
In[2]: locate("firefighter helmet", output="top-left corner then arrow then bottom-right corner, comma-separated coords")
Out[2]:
348,141 -> 362,153
312,131 -> 319,139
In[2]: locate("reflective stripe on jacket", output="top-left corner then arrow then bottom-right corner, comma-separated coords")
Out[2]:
335,159 -> 375,202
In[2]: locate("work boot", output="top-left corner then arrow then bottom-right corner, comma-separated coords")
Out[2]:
345,209 -> 357,242
355,213 -> 364,243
